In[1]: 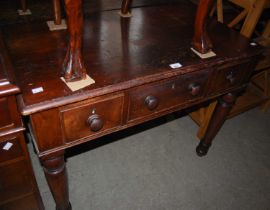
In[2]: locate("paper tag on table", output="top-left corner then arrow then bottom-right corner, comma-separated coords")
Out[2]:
32,87 -> 44,94
3,142 -> 13,151
170,63 -> 183,69
190,48 -> 216,59
61,74 -> 95,92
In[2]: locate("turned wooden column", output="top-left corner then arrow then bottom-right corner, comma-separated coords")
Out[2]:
62,0 -> 86,82
41,151 -> 71,210
196,93 -> 237,156
192,0 -> 214,54
121,0 -> 133,16
52,0 -> 62,25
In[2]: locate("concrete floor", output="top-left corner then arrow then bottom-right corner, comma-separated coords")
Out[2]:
29,108 -> 270,210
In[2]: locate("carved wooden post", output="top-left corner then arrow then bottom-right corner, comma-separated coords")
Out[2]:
196,93 -> 237,156
53,0 -> 62,25
192,0 -> 214,54
62,0 -> 86,82
41,151 -> 71,210
121,0 -> 133,16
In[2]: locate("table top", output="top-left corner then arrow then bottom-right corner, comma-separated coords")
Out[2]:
2,2 -> 262,115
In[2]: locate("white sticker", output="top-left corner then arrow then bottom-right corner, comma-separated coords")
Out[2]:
169,63 -> 182,69
3,142 -> 13,151
250,42 -> 257,46
32,87 -> 44,94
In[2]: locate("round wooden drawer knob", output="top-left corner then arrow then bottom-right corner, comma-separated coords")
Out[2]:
87,114 -> 104,132
188,83 -> 201,96
145,95 -> 159,110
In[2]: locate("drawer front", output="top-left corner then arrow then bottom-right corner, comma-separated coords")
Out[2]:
0,96 -> 21,132
61,94 -> 124,142
208,62 -> 251,95
0,97 -> 12,128
0,136 -> 24,163
128,70 -> 209,121
0,161 -> 34,203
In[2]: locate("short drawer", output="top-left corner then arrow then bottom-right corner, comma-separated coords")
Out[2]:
0,136 -> 24,163
0,97 -> 12,129
0,160 -> 34,204
61,94 -> 124,142
0,96 -> 21,132
128,70 -> 209,121
208,62 -> 252,95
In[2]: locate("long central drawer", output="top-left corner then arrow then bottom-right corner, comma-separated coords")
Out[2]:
128,70 -> 210,122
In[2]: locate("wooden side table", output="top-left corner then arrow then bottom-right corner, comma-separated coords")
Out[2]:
3,1 -> 263,210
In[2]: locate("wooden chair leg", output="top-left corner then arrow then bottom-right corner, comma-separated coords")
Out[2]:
261,100 -> 270,112
20,0 -> 27,12
228,9 -> 248,28
210,0 -> 223,23
192,0 -> 214,54
121,0 -> 133,16
52,0 -> 62,25
62,0 -> 86,82
209,2 -> 217,17
196,101 -> 217,139
240,0 -> 267,38
259,21 -> 270,112
261,69 -> 270,112
217,0 -> 224,23
262,20 -> 270,38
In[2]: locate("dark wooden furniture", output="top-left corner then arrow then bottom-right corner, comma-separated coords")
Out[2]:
0,34 -> 44,210
190,0 -> 270,139
2,1 -> 263,210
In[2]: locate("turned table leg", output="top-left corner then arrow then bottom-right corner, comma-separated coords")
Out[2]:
62,0 -> 86,82
121,0 -> 133,16
52,0 -> 62,25
196,93 -> 237,156
41,151 -> 71,210
192,0 -> 214,54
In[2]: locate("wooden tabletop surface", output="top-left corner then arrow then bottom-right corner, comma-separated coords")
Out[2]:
2,2 -> 262,115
